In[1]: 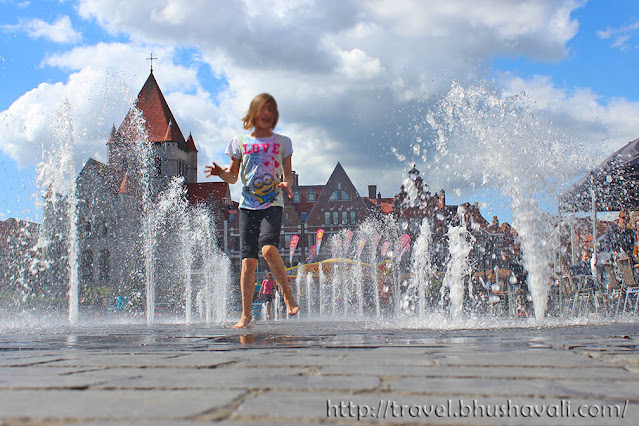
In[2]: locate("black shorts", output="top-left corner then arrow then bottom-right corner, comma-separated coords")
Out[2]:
262,293 -> 274,303
239,206 -> 283,259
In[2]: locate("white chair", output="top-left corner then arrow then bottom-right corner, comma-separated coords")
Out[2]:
603,262 -> 623,316
617,257 -> 639,316
559,274 -> 575,316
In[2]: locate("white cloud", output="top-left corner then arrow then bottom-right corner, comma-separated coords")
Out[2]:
43,42 -> 200,93
597,19 -> 639,49
21,16 -> 81,44
500,74 -> 639,157
337,49 -> 383,80
0,68 -> 134,170
6,0 -> 638,219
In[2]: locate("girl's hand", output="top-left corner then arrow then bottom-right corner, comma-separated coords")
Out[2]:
277,180 -> 293,199
204,163 -> 225,177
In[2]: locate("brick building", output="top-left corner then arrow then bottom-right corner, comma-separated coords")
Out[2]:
43,70 -> 235,307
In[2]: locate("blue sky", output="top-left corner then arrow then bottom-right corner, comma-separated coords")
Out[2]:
2,0 -> 639,225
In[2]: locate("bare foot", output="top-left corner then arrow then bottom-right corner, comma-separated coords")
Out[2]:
278,283 -> 300,316
233,315 -> 253,328
287,303 -> 300,316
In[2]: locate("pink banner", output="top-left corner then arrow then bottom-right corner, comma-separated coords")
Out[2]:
371,233 -> 380,256
344,230 -> 354,251
289,235 -> 300,264
331,238 -> 342,259
395,233 -> 411,261
316,229 -> 325,256
307,244 -> 317,263
380,241 -> 391,258
355,238 -> 367,258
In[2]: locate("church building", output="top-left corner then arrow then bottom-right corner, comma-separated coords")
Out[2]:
73,70 -> 233,307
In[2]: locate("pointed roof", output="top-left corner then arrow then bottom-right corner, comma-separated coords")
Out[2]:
163,119 -> 182,143
328,162 -> 351,184
119,71 -> 188,148
324,163 -> 362,197
118,173 -> 136,194
106,124 -> 121,145
186,132 -> 198,152
307,162 -> 369,223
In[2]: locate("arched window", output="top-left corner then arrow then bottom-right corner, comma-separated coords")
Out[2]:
329,190 -> 350,201
293,190 -> 301,203
307,190 -> 316,202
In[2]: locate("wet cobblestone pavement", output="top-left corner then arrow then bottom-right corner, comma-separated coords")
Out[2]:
0,320 -> 637,424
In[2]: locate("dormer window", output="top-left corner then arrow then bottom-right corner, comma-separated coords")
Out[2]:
307,190 -> 316,202
293,190 -> 301,203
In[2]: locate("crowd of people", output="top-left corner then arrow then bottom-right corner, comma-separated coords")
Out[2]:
603,210 -> 637,264
568,210 -> 638,276
556,210 -> 639,314
475,209 -> 638,318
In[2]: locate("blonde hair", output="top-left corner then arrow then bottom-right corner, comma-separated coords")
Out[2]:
242,93 -> 279,130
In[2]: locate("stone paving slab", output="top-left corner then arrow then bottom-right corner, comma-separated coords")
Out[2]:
0,389 -> 243,420
45,351 -> 244,368
0,321 -> 636,424
0,366 -> 110,388
319,364 -> 633,380
69,366 -> 381,392
390,375 -> 633,400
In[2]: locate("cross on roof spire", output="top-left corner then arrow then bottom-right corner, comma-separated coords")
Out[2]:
146,53 -> 157,72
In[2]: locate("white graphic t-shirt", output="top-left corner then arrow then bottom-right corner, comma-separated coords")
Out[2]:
225,133 -> 293,210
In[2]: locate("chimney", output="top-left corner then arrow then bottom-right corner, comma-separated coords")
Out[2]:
368,185 -> 377,199
437,189 -> 445,209
292,170 -> 299,187
492,216 -> 499,227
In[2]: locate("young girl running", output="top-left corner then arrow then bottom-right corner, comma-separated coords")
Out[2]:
205,93 -> 300,328
258,272 -> 276,320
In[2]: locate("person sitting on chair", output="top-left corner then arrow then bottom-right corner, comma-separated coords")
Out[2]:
570,251 -> 592,276
603,211 -> 635,263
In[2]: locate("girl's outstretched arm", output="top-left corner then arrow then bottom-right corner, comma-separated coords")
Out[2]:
205,157 -> 241,184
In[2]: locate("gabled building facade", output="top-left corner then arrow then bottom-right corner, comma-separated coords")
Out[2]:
69,71 -> 233,307
224,162 -> 374,271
